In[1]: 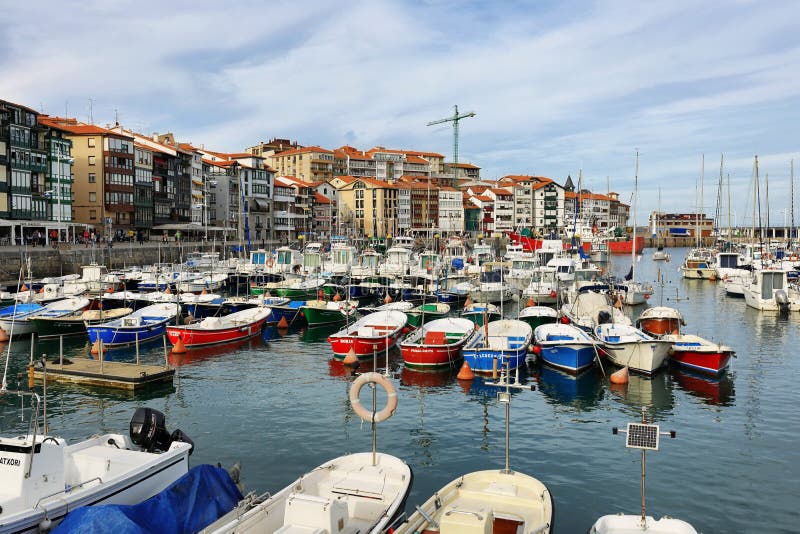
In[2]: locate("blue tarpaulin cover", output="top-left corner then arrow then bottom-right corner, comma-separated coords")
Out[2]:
53,464 -> 242,534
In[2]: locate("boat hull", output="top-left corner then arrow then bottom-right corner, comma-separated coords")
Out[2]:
302,306 -> 347,327
638,317 -> 682,337
462,311 -> 501,327
607,237 -> 645,254
329,331 -> 403,359
600,341 -> 671,375
670,348 -> 733,376
539,344 -> 597,374
166,318 -> 267,347
30,317 -> 88,339
519,315 -> 558,330
88,320 -> 172,346
406,310 -> 448,329
462,346 -> 528,374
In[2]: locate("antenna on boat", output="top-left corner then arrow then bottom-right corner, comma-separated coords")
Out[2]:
484,360 -> 534,474
612,407 -> 676,528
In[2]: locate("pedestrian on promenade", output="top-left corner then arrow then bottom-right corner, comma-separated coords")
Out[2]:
83,229 -> 89,248
175,230 -> 182,243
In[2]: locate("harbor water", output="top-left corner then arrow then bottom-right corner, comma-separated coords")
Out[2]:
1,248 -> 797,533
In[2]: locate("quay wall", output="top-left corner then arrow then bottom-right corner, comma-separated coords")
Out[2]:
0,242 -> 223,287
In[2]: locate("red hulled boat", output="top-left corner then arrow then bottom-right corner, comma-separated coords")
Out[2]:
327,310 -> 408,359
166,307 -> 271,347
607,236 -> 645,254
399,317 -> 479,370
661,333 -> 735,376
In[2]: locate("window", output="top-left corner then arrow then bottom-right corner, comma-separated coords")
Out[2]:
89,192 -> 96,202
89,209 -> 97,220
88,156 -> 96,166
88,138 -> 96,148
89,173 -> 96,183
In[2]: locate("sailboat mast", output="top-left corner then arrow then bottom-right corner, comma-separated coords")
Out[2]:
632,152 -> 638,281
753,156 -> 759,248
791,160 -> 795,245
698,154 -> 704,248
727,173 -> 731,243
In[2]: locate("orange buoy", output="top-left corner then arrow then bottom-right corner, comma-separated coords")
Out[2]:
610,366 -> 629,384
164,287 -> 172,295
384,294 -> 392,304
277,316 -> 289,329
183,314 -> 194,325
200,288 -> 208,295
463,297 -> 472,307
90,339 -> 103,356
171,335 -> 187,354
457,360 -> 475,381
106,286 -> 114,293
343,347 -> 358,366
709,274 -> 716,282
38,287 -> 45,294
333,293 -> 342,302
20,284 -> 28,292
0,328 -> 9,342
526,297 -> 535,308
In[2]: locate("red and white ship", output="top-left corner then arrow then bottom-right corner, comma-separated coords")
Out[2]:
507,232 -> 644,255
327,310 -> 407,359
399,317 -> 479,370
661,333 -> 735,376
166,307 -> 271,348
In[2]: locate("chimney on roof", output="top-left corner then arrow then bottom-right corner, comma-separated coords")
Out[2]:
153,133 -> 159,142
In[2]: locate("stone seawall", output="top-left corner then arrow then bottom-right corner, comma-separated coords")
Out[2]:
0,242 -> 221,286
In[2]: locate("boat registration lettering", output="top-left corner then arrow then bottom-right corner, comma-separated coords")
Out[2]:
0,457 -> 21,466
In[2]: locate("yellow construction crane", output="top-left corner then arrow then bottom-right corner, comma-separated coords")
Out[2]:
427,105 -> 475,187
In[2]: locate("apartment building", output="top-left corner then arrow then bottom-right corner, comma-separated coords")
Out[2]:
438,187 -> 464,233
226,153 -> 273,242
336,177 -> 398,238
268,146 -> 334,183
499,175 -> 566,235
487,187 -> 514,232
2,100 -> 50,221
133,143 -> 154,234
40,118 -> 135,235
245,138 -> 300,159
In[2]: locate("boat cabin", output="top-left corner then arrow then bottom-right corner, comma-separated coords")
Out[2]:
473,243 -> 494,265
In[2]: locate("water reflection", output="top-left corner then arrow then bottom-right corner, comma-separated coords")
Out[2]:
168,338 -> 255,366
608,371 -> 674,419
671,367 -> 735,406
400,367 -> 458,390
297,324 -> 341,343
533,363 -> 604,411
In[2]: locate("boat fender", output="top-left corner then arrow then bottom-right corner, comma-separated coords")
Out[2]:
349,372 -> 398,423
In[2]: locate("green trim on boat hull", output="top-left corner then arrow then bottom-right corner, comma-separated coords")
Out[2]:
301,306 -> 347,326
519,316 -> 558,329
406,310 -> 448,328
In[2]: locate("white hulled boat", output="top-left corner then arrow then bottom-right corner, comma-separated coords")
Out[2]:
594,323 -> 671,375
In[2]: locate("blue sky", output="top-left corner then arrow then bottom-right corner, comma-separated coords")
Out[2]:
2,0 -> 799,225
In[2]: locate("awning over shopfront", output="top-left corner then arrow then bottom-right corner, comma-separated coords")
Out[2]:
252,199 -> 270,211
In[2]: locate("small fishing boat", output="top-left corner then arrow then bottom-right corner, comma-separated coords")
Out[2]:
399,317 -> 478,370
462,319 -> 533,374
461,301 -> 501,327
273,277 -> 326,299
660,333 -> 735,376
590,409 -> 696,534
652,246 -> 670,261
30,307 -> 135,339
300,299 -> 359,327
0,401 -> 194,534
327,310 -> 407,359
518,305 -> 558,329
176,273 -> 228,293
358,300 -> 415,314
396,363 -> 553,534
0,302 -> 44,336
533,322 -> 598,374
405,302 -> 450,328
87,303 -> 180,347
203,373 -> 412,534
594,323 -> 672,375
561,291 -> 631,332
636,306 -> 685,337
166,307 -> 271,348
23,297 -> 91,338
743,268 -> 800,312
262,297 -> 305,325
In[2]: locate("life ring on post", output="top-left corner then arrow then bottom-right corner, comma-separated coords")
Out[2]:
425,260 -> 433,272
349,372 -> 398,423
338,301 -> 357,317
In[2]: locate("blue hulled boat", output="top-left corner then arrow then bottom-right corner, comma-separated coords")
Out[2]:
261,297 -> 305,324
87,303 -> 180,346
533,322 -> 598,374
462,319 -> 533,374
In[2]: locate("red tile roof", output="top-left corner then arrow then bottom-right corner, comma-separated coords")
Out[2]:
314,192 -> 331,204
274,146 -> 333,157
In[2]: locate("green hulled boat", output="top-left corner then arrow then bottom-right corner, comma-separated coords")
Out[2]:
406,302 -> 451,329
31,307 -> 134,339
300,299 -> 359,327
518,305 -> 558,330
274,279 -> 326,300
461,302 -> 501,327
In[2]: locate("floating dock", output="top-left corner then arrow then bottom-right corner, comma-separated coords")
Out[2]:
33,359 -> 174,390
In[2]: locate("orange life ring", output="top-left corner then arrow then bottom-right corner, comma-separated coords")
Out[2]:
266,258 -> 274,268
425,260 -> 433,271
349,372 -> 398,423
338,301 -> 357,316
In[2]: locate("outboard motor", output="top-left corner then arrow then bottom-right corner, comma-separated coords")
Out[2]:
774,289 -> 790,315
130,407 -> 194,454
